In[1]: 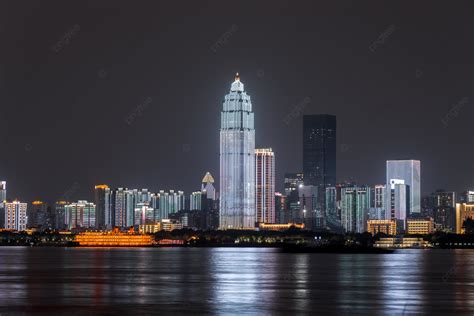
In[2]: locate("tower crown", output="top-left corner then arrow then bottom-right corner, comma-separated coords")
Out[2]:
202,172 -> 215,184
230,73 -> 244,92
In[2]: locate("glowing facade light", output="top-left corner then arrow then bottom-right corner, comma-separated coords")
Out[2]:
386,160 -> 421,218
219,74 -> 256,229
4,201 -> 28,231
255,148 -> 275,224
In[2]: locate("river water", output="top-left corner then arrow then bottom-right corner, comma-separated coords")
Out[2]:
0,247 -> 472,315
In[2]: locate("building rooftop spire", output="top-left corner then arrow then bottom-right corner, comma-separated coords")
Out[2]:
230,72 -> 244,92
202,172 -> 215,184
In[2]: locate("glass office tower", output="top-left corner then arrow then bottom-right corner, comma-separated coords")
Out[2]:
386,160 -> 421,218
303,114 -> 336,229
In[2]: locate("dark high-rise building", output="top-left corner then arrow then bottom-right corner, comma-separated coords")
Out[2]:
283,173 -> 304,223
431,190 -> 456,232
54,201 -> 69,230
94,185 -> 111,230
284,173 -> 304,196
303,115 -> 336,222
28,201 -> 52,230
460,191 -> 474,203
275,192 -> 287,224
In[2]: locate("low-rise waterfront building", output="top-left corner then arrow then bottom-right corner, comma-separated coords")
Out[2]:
367,219 -> 397,236
258,222 -> 304,231
139,222 -> 162,234
455,203 -> 474,234
406,217 -> 435,235
161,219 -> 183,231
374,237 -> 431,248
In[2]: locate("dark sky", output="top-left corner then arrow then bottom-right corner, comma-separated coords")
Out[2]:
0,0 -> 472,203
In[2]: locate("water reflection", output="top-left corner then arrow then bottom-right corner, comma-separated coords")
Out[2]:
1,247 -> 474,314
210,248 -> 272,313
379,250 -> 425,314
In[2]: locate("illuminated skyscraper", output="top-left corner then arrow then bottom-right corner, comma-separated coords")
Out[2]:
158,190 -> 185,220
284,173 -> 304,223
134,202 -> 154,226
0,181 -> 6,203
386,160 -> 421,218
201,172 -> 216,200
190,191 -> 203,210
200,172 -> 218,212
219,73 -> 255,229
341,186 -> 370,233
299,185 -> 319,228
65,200 -> 96,229
284,173 -> 304,196
4,201 -> 27,231
369,184 -> 386,220
325,186 -> 343,232
461,191 -> 474,203
54,201 -> 69,230
112,188 -> 131,228
387,179 -> 409,229
431,190 -> 456,232
275,192 -> 287,224
255,148 -> 275,224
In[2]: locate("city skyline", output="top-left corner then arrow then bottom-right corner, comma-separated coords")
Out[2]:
0,66 -> 469,202
1,2 -> 474,315
0,2 -> 472,203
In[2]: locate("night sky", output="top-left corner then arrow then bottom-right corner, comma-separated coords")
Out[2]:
0,1 -> 472,203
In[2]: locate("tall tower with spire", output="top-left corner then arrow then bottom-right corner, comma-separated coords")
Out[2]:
201,171 -> 216,200
219,73 -> 256,229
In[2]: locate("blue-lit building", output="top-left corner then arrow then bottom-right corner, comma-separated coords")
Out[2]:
386,160 -> 421,219
0,181 -> 6,204
157,190 -> 185,220
341,186 -> 371,233
219,73 -> 256,229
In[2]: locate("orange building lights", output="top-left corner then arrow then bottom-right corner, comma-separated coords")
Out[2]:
75,230 -> 154,247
